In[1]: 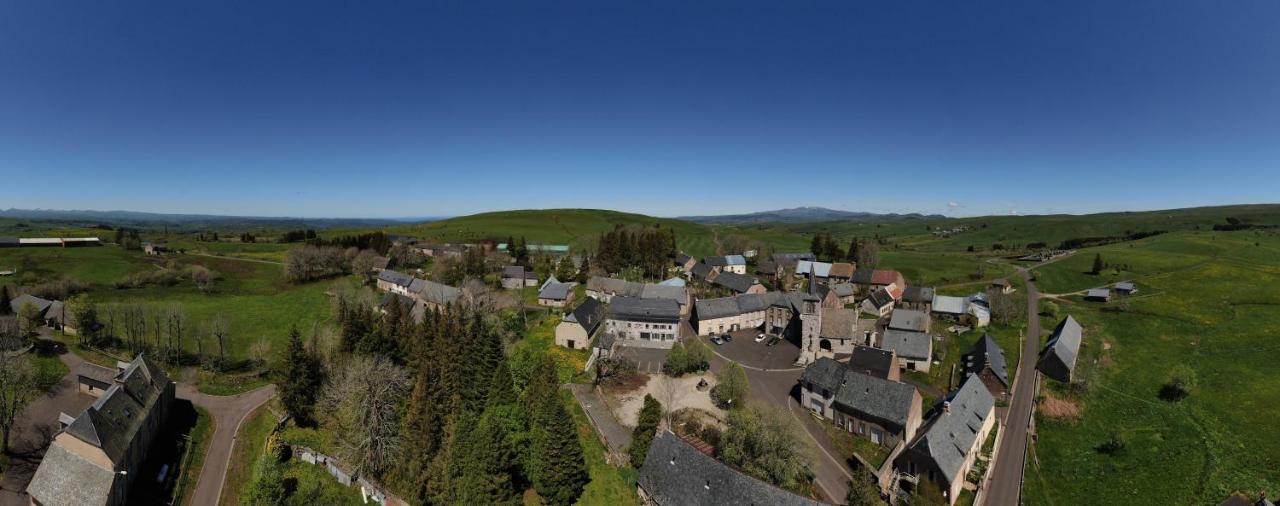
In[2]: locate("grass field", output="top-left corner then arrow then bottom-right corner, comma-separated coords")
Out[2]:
1024,230 -> 1280,505
375,208 -> 719,258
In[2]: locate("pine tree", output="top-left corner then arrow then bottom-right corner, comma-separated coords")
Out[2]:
847,237 -> 860,263
454,410 -> 520,505
0,286 -> 10,316
810,234 -> 823,258
1091,253 -> 1105,274
280,325 -> 321,426
524,357 -> 587,506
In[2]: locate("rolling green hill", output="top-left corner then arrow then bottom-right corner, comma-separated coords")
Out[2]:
373,208 -> 721,257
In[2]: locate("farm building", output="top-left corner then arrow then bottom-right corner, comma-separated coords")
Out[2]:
694,293 -> 769,336
900,286 -> 936,313
990,278 -> 1015,294
537,276 -> 575,307
501,266 -> 539,290
1037,315 -> 1083,383
1114,281 -> 1137,294
1084,288 -> 1111,302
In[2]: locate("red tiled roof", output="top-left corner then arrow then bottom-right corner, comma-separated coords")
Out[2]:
871,269 -> 902,285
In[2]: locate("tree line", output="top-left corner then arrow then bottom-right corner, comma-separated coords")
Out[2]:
267,294 -> 590,505
809,233 -> 880,267
594,225 -> 676,279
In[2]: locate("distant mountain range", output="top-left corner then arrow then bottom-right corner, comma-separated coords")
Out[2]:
678,207 -> 946,224
0,208 -> 427,230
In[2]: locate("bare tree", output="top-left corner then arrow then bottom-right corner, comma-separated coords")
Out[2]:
0,354 -> 38,453
350,249 -> 382,277
248,336 -> 272,369
319,354 -> 409,477
166,304 -> 186,365
654,374 -> 686,429
210,314 -> 230,370
190,265 -> 214,293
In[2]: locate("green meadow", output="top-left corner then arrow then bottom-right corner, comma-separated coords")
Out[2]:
1025,230 -> 1280,504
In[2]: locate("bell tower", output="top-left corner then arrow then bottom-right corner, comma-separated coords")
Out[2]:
796,270 -> 823,365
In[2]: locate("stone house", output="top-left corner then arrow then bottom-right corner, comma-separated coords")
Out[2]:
880,329 -> 933,372
799,357 -> 922,448
894,376 -> 996,505
606,296 -> 681,348
555,297 -> 606,350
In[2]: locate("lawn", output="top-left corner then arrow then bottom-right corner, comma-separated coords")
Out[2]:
1023,230 -> 1280,505
221,402 -> 279,506
819,419 -> 891,470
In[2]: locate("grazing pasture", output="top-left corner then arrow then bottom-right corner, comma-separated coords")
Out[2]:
1024,230 -> 1280,505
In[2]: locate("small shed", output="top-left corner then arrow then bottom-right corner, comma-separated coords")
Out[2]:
1085,288 -> 1111,302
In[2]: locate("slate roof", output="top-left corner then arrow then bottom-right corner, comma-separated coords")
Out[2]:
1038,315 -> 1082,380
819,308 -> 860,340
851,268 -> 875,284
377,269 -> 414,287
659,277 -> 686,287
848,346 -> 896,379
880,329 -> 932,361
1114,281 -> 1136,292
25,443 -> 118,506
609,296 -> 680,323
888,309 -> 929,332
905,376 -> 995,486
706,255 -> 747,267
696,296 -> 745,321
711,272 -> 759,294
589,276 -> 688,306
10,293 -> 53,315
931,295 -> 968,315
795,261 -> 833,278
830,283 -> 857,298
829,262 -> 855,279
865,288 -> 895,310
1086,288 -> 1111,299
566,297 -> 607,336
502,266 -> 526,279
755,261 -> 778,275
76,362 -> 120,385
833,367 -> 918,432
902,286 -> 936,304
801,357 -> 847,393
964,334 -> 1010,387
414,279 -> 461,306
539,281 -> 574,301
675,254 -> 693,266
771,251 -> 816,267
641,284 -> 689,305
690,263 -> 716,281
638,430 -> 823,506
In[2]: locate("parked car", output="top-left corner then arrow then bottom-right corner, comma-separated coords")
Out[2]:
710,336 -> 724,345
754,333 -> 767,342
721,334 -> 734,342
766,336 -> 782,347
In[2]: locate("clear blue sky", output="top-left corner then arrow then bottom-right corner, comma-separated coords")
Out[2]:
2,1 -> 1277,218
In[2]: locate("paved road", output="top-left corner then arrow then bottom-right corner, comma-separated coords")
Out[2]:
983,267 -> 1041,506
0,341 -> 96,506
178,382 -> 276,506
567,384 -> 632,459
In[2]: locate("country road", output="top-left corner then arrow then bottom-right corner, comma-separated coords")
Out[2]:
187,252 -> 284,266
178,382 -> 277,506
982,266 -> 1041,506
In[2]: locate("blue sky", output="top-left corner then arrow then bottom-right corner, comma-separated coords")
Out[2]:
1,1 -> 1277,218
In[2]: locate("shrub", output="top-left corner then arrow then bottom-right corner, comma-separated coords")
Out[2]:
1097,430 -> 1127,455
1159,364 -> 1197,401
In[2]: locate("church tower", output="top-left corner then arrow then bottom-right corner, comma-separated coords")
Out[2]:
796,270 -> 823,365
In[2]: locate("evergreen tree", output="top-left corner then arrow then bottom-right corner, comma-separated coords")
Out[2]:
847,237 -> 860,263
0,286 -> 9,316
453,410 -> 520,505
528,380 -> 588,506
810,234 -> 822,257
280,325 -> 322,426
1092,253 -> 1105,274
576,255 -> 591,283
628,395 -> 663,466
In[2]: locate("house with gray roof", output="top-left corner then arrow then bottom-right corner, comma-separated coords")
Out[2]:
376,269 -> 414,295
880,329 -> 933,372
704,255 -> 747,274
794,260 -> 833,279
963,334 -> 1010,399
607,296 -> 681,348
501,265 -> 539,290
1037,315 -> 1083,383
849,345 -> 898,380
829,282 -> 858,304
1114,281 -> 1137,294
799,357 -> 922,448
894,375 -> 996,505
637,430 -> 823,506
537,276 -> 576,308
860,287 -> 895,317
26,355 -> 175,506
710,271 -> 764,295
556,297 -> 607,350
888,308 -> 930,333
695,294 -> 766,336
1085,287 -> 1111,302
587,276 -> 690,315
900,286 -> 936,312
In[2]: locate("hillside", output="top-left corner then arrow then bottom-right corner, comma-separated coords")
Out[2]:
680,206 -> 944,224
377,208 -> 720,257
0,208 -> 407,232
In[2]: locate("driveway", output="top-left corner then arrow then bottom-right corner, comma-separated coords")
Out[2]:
567,384 -> 632,460
982,267 -> 1042,505
178,381 -> 276,506
0,342 -> 96,506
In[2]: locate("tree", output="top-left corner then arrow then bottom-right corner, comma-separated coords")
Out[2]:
452,410 -> 520,505
240,454 -> 287,505
711,363 -> 749,409
846,471 -> 885,506
0,354 -> 39,453
321,354 -> 410,478
17,300 -> 41,339
846,238 -> 860,263
987,289 -> 1025,326
718,404 -> 814,495
280,325 -> 323,426
1091,253 -> 1105,274
629,395 -> 663,466
210,314 -> 229,370
855,239 -> 879,268
0,286 -> 10,316
663,340 -> 709,376
190,265 -> 214,293
526,359 -> 588,506
1160,364 -> 1197,401
554,255 -> 577,282
66,294 -> 99,346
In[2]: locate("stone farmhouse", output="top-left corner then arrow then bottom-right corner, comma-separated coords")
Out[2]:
555,297 -> 607,350
606,296 -> 681,348
26,355 -> 174,506
799,357 -> 923,448
894,375 -> 996,505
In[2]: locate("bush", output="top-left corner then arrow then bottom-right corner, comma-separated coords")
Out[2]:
710,363 -> 748,409
663,340 -> 709,376
1097,430 -> 1127,455
1159,364 -> 1197,401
